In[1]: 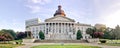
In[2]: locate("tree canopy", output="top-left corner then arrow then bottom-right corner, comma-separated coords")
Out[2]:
0,29 -> 16,39
0,32 -> 14,41
16,32 -> 27,40
113,25 -> 120,39
76,30 -> 82,40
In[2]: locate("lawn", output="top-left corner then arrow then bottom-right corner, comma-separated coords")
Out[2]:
0,40 -> 23,48
107,40 -> 120,43
31,45 -> 101,48
99,43 -> 120,46
99,39 -> 120,46
0,44 -> 23,48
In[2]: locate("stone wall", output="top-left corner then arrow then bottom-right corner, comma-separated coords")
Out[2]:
87,38 -> 99,43
22,39 -> 35,43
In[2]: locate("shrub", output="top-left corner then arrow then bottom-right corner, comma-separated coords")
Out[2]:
16,32 -> 26,40
99,39 -> 106,43
39,31 -> 45,40
76,30 -> 82,40
93,32 -> 104,38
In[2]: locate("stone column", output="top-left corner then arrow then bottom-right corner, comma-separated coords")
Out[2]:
53,23 -> 54,33
55,23 -> 56,33
63,23 -> 65,33
57,23 -> 59,33
60,23 -> 62,33
47,23 -> 49,33
56,23 -> 57,33
53,23 -> 55,33
64,23 -> 66,33
71,23 -> 73,33
45,23 -> 46,34
67,23 -> 69,33
68,23 -> 70,33
47,23 -> 48,34
51,23 -> 53,33
61,23 -> 63,33
70,23 -> 71,31
52,23 -> 54,40
66,23 -> 67,33
41,25 -> 45,33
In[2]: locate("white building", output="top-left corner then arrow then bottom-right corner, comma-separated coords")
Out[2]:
25,5 -> 92,40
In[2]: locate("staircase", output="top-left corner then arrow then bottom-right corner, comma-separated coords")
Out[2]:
34,40 -> 88,43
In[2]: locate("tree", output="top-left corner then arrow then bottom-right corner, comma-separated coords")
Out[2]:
114,25 -> 120,39
76,30 -> 82,40
16,32 -> 27,40
109,29 -> 116,39
97,27 -> 106,32
103,31 -> 111,39
93,32 -> 104,38
1,29 -> 16,39
0,31 -> 14,41
39,31 -> 45,40
86,28 -> 93,34
103,28 -> 113,39
0,36 -> 4,41
86,28 -> 94,38
93,27 -> 97,32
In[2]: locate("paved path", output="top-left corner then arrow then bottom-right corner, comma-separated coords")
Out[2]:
16,43 -> 120,48
16,43 -> 40,48
80,43 -> 120,48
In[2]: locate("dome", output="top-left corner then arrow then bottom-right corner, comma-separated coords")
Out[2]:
54,5 -> 66,16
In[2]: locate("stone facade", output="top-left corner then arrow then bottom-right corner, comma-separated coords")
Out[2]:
25,5 -> 92,40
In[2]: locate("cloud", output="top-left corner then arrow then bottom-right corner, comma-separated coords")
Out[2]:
25,0 -> 52,13
93,0 -> 120,28
26,5 -> 41,13
102,10 -> 120,28
30,0 -> 51,4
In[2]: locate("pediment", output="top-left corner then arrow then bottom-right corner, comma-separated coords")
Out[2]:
45,16 -> 75,22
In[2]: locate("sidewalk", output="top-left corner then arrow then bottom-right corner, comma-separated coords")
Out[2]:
16,43 -> 120,48
80,43 -> 120,48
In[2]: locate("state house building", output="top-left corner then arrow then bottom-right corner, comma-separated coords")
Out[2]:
25,5 -> 92,40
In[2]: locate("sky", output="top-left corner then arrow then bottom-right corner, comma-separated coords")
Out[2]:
0,0 -> 120,31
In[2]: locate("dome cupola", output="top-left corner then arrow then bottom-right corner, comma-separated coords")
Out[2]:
54,5 -> 66,16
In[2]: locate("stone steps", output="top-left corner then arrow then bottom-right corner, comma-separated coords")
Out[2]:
34,40 -> 88,43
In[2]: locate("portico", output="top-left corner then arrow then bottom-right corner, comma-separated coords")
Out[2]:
44,22 -> 75,40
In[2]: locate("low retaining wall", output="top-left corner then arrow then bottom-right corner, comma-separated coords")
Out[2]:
87,38 -> 99,43
22,39 -> 35,43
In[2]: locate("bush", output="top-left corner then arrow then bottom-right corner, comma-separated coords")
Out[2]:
93,32 -> 104,38
100,40 -> 106,43
39,31 -> 45,40
16,32 -> 26,40
76,30 -> 82,40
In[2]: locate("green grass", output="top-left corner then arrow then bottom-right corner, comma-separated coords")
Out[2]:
107,40 -> 120,43
0,40 -> 23,48
99,39 -> 120,46
0,44 -> 23,48
99,43 -> 120,46
31,45 -> 101,48
13,40 -> 22,42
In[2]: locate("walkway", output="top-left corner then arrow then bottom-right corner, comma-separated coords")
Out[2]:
80,43 -> 120,48
16,43 -> 120,48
